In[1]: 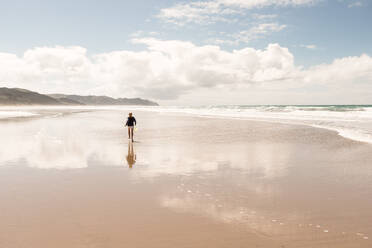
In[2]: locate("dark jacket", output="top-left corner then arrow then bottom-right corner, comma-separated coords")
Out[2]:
126,116 -> 136,126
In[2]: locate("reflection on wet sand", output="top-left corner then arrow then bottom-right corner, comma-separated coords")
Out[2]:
1,108 -> 372,247
126,141 -> 136,168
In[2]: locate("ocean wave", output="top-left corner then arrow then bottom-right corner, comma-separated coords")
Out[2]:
0,111 -> 38,119
129,105 -> 372,144
207,105 -> 368,112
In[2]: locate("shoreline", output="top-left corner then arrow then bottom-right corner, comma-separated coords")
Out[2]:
1,105 -> 371,146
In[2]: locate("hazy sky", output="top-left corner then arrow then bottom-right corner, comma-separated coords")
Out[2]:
0,0 -> 371,105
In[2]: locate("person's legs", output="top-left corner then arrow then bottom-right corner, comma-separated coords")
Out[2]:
127,127 -> 131,139
130,127 -> 134,141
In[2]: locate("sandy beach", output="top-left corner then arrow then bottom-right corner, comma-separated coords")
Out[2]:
1,108 -> 372,247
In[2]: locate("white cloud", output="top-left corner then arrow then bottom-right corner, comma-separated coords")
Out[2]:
157,0 -> 319,25
213,23 -> 287,45
250,22 -> 286,34
300,44 -> 317,50
1,40 -> 372,103
241,22 -> 287,40
304,54 -> 372,85
130,30 -> 160,38
252,13 -> 278,20
130,30 -> 145,37
0,46 -> 93,93
348,1 -> 363,7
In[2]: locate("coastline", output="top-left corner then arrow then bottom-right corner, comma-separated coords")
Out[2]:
3,104 -> 372,145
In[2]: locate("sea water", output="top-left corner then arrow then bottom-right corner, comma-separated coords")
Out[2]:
131,105 -> 372,144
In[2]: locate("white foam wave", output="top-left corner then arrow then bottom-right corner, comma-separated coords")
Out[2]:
0,111 -> 38,119
129,105 -> 372,144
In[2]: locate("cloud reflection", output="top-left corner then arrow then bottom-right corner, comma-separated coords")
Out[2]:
0,109 -> 293,182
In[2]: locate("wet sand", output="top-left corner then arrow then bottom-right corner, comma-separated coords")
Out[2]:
1,108 -> 372,247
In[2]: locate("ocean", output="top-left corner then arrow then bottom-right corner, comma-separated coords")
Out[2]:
131,105 -> 372,144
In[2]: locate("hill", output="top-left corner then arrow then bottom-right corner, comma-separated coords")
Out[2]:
49,94 -> 159,106
0,87 -> 62,105
0,88 -> 159,106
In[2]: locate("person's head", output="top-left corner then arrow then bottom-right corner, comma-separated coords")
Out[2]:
129,112 -> 133,117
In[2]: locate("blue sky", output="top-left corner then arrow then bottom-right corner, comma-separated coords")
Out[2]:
0,0 -> 372,104
1,0 -> 371,64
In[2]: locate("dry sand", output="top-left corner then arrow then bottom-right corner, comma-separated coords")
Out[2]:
0,109 -> 372,247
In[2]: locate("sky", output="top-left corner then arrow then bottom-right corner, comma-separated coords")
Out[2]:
0,0 -> 372,105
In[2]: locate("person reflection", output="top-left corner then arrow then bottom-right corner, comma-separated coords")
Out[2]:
126,142 -> 136,168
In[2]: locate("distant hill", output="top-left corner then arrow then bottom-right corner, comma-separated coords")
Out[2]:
49,94 -> 159,106
0,88 -> 159,106
0,87 -> 62,105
